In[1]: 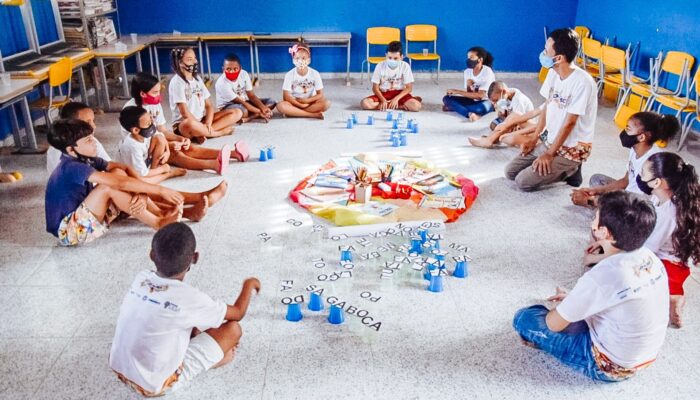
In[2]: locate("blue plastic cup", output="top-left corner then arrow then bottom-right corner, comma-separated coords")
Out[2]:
412,122 -> 419,134
424,263 -> 436,280
286,303 -> 303,321
392,119 -> 399,129
391,136 -> 400,147
308,292 -> 324,311
400,134 -> 407,146
367,115 -> 374,125
453,260 -> 468,278
418,228 -> 428,243
398,111 -> 404,120
340,249 -> 353,262
267,147 -> 275,160
407,119 -> 414,129
346,118 -> 354,129
259,149 -> 268,162
387,111 -> 393,121
328,304 -> 345,324
428,274 -> 444,292
410,238 -> 423,254
352,113 -> 358,124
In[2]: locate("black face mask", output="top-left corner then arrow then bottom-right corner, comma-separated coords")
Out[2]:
619,130 -> 641,148
182,62 -> 198,73
636,174 -> 655,195
68,145 -> 98,166
466,59 -> 478,69
139,124 -> 157,139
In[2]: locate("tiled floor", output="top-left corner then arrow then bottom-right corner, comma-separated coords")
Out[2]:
0,75 -> 699,400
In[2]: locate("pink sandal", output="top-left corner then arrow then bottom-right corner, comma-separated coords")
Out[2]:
233,141 -> 250,162
217,144 -> 231,175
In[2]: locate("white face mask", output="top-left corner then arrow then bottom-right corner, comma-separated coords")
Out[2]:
496,98 -> 511,113
293,58 -> 309,68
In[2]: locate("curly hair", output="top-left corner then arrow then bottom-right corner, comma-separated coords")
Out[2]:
648,152 -> 700,263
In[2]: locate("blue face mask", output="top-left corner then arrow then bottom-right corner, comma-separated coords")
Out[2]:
386,59 -> 399,69
539,51 -> 555,68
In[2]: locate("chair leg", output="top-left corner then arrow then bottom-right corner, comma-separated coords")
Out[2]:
44,109 -> 51,128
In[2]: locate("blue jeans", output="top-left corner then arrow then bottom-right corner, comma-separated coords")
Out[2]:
512,305 -> 626,382
442,95 -> 494,118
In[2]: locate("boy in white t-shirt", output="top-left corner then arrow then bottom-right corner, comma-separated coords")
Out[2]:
514,191 -> 668,382
442,46 -> 495,121
360,41 -> 422,112
505,28 -> 598,191
570,112 -> 678,208
110,222 -> 260,396
215,53 -> 276,123
469,81 -> 541,149
276,43 -> 331,119
46,102 -> 113,173
169,47 -> 242,144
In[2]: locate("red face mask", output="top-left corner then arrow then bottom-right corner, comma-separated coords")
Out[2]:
225,70 -> 241,81
142,93 -> 161,105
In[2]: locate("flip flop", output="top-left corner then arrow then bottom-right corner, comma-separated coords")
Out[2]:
217,144 -> 231,175
233,141 -> 249,162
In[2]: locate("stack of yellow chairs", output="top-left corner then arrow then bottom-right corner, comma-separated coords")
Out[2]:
598,44 -> 630,105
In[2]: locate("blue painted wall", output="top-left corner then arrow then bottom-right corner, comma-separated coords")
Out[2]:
117,0 -> 578,74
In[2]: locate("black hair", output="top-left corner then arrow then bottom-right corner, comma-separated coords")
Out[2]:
487,81 -> 506,99
170,47 -> 199,80
48,118 -> 94,153
468,46 -> 494,68
597,191 -> 656,252
387,41 -> 403,55
630,112 -> 680,144
647,152 -> 700,263
549,28 -> 580,63
152,222 -> 197,277
119,106 -> 148,134
59,102 -> 90,119
130,72 -> 160,107
224,53 -> 240,64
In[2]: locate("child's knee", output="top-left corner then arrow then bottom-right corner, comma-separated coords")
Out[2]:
321,99 -> 331,111
406,100 -> 421,112
360,98 -> 374,109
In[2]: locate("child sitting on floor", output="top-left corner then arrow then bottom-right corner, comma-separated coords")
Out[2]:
110,222 -> 260,396
514,191 -> 668,382
638,152 -> 700,327
276,43 -> 331,119
469,81 -> 540,148
442,46 -> 496,121
215,53 -> 276,123
169,47 -> 242,143
361,40 -> 422,112
571,112 -> 679,208
46,102 -> 113,173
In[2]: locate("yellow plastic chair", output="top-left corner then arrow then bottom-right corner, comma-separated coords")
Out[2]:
581,38 -> 603,80
613,103 -> 637,129
361,27 -> 401,83
631,51 -> 695,108
599,45 -> 630,104
678,70 -> 700,149
30,57 -> 73,126
405,24 -> 441,82
652,67 -> 699,149
574,26 -> 591,66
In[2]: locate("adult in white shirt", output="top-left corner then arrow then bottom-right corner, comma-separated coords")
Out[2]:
169,47 -> 242,144
639,152 -> 700,327
514,191 -> 668,382
215,53 -> 276,122
361,41 -> 422,112
110,223 -> 261,396
46,102 -> 111,173
571,112 -> 679,207
276,43 -> 331,119
505,28 -> 598,191
469,81 -> 541,148
442,47 -> 496,121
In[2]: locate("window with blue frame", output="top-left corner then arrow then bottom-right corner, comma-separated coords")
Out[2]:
30,0 -> 60,46
0,5 -> 30,57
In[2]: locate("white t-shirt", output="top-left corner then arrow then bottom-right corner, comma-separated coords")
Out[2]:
625,146 -> 661,194
557,248 -> 669,368
117,134 -> 152,177
215,70 -> 253,109
509,88 -> 535,115
109,270 -> 227,394
644,196 -> 679,262
46,140 -> 111,173
372,60 -> 414,92
169,74 -> 210,123
121,98 -> 168,138
463,65 -> 496,96
282,67 -> 323,99
539,66 -> 598,148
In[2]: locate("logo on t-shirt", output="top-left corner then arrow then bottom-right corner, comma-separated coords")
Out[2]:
185,82 -> 204,102
163,301 -> 180,312
292,78 -> 315,95
548,88 -> 571,110
140,279 -> 169,292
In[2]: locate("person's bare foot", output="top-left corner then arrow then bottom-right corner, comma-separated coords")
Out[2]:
184,195 -> 208,222
171,167 -> 187,178
158,207 -> 183,228
218,126 -> 234,136
314,113 -> 325,120
670,295 -> 686,328
206,181 -> 228,206
468,113 -> 481,122
213,347 -> 237,369
468,136 -> 496,148
442,105 -> 451,112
